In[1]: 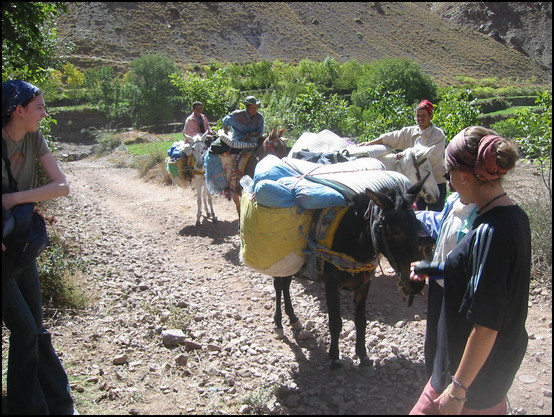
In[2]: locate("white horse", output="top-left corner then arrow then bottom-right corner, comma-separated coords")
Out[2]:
170,131 -> 217,225
346,144 -> 439,204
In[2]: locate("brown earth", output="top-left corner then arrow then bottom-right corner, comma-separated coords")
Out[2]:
3,146 -> 551,415
56,2 -> 551,83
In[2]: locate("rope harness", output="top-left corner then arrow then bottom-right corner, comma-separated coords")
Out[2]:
298,206 -> 377,283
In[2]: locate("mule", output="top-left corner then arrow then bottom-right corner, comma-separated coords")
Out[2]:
347,144 -> 439,204
228,126 -> 289,216
168,131 -> 216,225
272,177 -> 427,369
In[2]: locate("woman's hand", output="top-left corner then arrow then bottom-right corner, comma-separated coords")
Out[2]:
436,383 -> 466,415
410,262 -> 428,283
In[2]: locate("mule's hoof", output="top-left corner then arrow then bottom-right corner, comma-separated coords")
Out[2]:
296,329 -> 310,340
330,360 -> 343,370
273,328 -> 285,340
359,357 -> 374,368
290,320 -> 303,331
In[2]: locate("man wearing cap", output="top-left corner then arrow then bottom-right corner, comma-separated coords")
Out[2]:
358,99 -> 447,211
219,95 -> 265,151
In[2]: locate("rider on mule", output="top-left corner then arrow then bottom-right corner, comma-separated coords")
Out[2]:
217,95 -> 265,153
182,101 -> 215,143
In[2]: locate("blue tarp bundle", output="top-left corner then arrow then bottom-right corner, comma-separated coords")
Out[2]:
252,155 -> 348,209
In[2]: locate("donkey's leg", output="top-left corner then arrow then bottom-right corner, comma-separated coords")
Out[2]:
353,279 -> 373,367
204,186 -> 217,221
324,278 -> 342,369
272,277 -> 286,339
195,183 -> 203,225
281,276 -> 302,330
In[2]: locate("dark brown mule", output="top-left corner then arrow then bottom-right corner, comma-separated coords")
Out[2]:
273,177 -> 427,369
230,126 -> 288,216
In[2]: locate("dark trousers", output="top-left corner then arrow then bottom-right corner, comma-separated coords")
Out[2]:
2,258 -> 74,415
424,279 -> 444,378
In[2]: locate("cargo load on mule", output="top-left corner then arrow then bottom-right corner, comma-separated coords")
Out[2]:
239,152 -> 428,368
239,154 -> 412,279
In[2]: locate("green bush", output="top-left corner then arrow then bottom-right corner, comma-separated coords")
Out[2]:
353,58 -> 438,107
353,88 -> 413,141
38,232 -> 87,310
512,91 -> 552,197
433,88 -> 481,141
126,54 -> 181,128
170,66 -> 238,121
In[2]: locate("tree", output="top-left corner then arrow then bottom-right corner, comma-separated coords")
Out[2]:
353,88 -> 413,141
290,83 -> 354,137
512,92 -> 552,197
2,2 -> 67,82
432,88 -> 481,141
170,67 -> 238,123
353,58 -> 437,107
126,54 -> 180,128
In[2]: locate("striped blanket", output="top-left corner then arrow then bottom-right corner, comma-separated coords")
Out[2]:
282,157 -> 412,199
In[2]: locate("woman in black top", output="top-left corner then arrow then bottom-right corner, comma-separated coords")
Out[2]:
410,126 -> 531,415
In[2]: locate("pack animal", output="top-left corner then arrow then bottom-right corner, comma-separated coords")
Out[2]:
350,144 -> 439,204
228,126 -> 289,216
170,131 -> 216,225
272,177 -> 427,369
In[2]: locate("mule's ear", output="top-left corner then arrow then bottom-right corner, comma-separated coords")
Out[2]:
184,133 -> 194,142
365,187 -> 392,211
278,126 -> 287,137
407,172 -> 430,202
416,144 -> 435,163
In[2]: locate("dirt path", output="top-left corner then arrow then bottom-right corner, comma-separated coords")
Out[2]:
3,155 -> 551,415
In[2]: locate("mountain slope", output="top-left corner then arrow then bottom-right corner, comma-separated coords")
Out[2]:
56,2 -> 551,84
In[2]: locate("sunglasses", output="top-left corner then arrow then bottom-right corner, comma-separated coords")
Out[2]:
444,169 -> 454,181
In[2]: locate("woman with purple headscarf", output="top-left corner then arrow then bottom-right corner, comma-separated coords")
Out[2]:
2,80 -> 75,414
410,126 -> 531,415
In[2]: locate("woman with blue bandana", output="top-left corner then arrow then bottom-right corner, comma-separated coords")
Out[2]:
2,80 -> 76,414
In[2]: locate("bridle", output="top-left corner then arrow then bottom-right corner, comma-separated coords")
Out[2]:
365,199 -> 416,300
410,153 -> 426,183
396,152 -> 426,183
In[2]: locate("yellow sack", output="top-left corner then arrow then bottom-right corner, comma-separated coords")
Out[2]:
239,193 -> 314,277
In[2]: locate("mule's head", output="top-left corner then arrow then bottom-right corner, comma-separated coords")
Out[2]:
396,145 -> 439,204
364,177 -> 427,304
190,135 -> 209,170
260,126 -> 288,159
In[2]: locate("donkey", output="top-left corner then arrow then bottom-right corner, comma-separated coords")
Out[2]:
347,144 -> 439,205
169,131 -> 216,225
229,126 -> 289,217
272,177 -> 427,369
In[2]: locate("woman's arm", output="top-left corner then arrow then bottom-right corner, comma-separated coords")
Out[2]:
437,324 -> 498,415
2,152 -> 69,210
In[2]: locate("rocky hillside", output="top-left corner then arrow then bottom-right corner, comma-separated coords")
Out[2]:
56,2 -> 551,84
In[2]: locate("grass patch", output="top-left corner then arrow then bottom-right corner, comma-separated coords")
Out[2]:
485,105 -> 541,116
126,140 -> 175,157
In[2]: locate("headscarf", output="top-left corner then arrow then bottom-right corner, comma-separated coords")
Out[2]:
445,128 -> 508,181
2,80 -> 41,121
416,99 -> 434,116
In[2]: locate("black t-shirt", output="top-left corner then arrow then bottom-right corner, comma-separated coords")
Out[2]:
431,205 -> 531,409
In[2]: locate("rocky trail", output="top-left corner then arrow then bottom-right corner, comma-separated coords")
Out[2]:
3,152 -> 552,415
